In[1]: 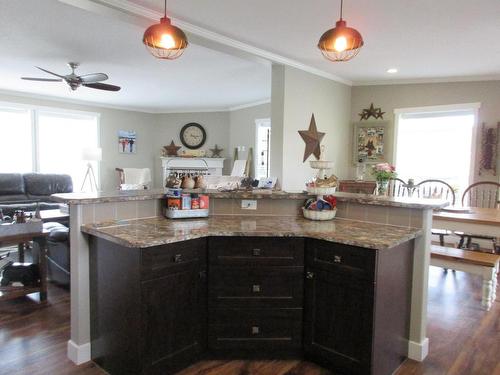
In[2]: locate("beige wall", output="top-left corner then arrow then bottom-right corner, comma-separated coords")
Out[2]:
351,80 -> 500,182
272,66 -> 352,191
229,102 -> 271,176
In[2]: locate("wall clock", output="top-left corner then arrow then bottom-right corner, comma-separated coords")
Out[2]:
180,123 -> 207,149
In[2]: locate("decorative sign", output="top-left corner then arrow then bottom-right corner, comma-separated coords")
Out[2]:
479,122 -> 499,176
353,122 -> 387,164
118,130 -> 136,154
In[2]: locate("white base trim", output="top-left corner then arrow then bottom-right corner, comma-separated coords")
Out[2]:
67,340 -> 91,365
408,338 -> 429,361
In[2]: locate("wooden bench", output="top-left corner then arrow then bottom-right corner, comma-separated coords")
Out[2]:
430,245 -> 500,310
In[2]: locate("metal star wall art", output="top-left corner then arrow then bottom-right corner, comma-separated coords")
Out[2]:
298,114 -> 325,162
359,103 -> 385,120
163,140 -> 181,156
210,144 -> 224,157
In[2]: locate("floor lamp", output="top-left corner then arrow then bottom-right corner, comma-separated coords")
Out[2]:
81,147 -> 102,192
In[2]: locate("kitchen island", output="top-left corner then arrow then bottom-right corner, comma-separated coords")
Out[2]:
84,215 -> 420,375
51,189 -> 447,370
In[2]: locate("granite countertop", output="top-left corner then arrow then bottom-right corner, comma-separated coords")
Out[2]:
81,216 -> 422,250
53,188 -> 448,210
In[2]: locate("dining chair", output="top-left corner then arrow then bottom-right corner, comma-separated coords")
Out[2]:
387,178 -> 408,197
413,179 -> 456,246
461,181 -> 500,208
457,181 -> 500,253
414,179 -> 456,204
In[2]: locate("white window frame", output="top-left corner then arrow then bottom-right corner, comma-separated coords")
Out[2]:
393,102 -> 481,187
0,100 -> 101,187
255,118 -> 271,179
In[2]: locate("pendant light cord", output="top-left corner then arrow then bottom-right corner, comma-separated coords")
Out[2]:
164,0 -> 167,18
339,0 -> 343,20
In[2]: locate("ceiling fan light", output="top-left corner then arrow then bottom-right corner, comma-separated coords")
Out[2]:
143,16 -> 188,60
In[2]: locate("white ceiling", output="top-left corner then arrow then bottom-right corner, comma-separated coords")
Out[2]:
0,0 -> 271,112
135,0 -> 500,84
1,0 -> 499,112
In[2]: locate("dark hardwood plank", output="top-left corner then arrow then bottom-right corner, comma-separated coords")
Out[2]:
0,266 -> 498,375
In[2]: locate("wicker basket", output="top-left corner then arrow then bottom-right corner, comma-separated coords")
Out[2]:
302,207 -> 337,221
306,186 -> 337,195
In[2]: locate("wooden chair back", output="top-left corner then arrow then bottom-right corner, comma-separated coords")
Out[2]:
461,181 -> 500,208
414,179 -> 456,205
387,178 -> 408,197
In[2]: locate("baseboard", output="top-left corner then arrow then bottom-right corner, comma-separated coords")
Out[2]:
67,340 -> 91,365
408,338 -> 429,361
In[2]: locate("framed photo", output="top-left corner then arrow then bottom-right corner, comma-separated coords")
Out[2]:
118,130 -> 136,154
352,121 -> 388,164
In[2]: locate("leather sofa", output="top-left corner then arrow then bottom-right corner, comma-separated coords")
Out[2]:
0,173 -> 73,287
0,173 -> 72,217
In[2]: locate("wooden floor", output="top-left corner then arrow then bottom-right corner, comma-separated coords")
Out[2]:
0,267 -> 499,375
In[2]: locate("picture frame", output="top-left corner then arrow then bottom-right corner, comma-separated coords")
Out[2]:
352,121 -> 388,165
118,130 -> 137,154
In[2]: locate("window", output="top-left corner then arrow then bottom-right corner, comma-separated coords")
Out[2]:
0,103 -> 100,191
394,104 -> 479,194
0,107 -> 33,173
255,118 -> 271,179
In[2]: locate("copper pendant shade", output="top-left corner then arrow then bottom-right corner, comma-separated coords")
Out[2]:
318,0 -> 364,62
143,0 -> 188,60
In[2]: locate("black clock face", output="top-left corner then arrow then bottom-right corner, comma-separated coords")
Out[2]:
180,123 -> 206,149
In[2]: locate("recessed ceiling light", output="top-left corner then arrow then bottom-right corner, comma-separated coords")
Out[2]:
387,68 -> 398,74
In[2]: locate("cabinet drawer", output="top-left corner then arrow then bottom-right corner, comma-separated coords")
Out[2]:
141,238 -> 207,280
208,308 -> 302,352
306,239 -> 376,281
209,237 -> 304,267
209,266 -> 303,308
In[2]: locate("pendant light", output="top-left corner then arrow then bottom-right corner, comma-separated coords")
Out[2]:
318,0 -> 364,62
142,0 -> 188,60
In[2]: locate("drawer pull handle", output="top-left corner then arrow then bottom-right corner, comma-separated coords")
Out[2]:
252,284 -> 261,293
173,254 -> 183,263
252,248 -> 261,256
306,271 -> 314,279
251,326 -> 260,335
333,255 -> 342,263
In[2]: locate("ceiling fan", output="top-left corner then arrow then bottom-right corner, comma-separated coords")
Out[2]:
21,62 -> 121,92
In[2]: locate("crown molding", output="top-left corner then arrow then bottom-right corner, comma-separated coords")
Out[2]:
0,88 -> 272,115
0,88 -> 160,113
58,0 -> 352,86
228,99 -> 271,112
353,75 -> 500,87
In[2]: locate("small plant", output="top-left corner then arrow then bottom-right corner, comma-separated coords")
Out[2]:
371,163 -> 396,181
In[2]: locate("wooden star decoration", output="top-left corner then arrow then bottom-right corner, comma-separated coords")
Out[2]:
163,140 -> 181,156
298,114 -> 325,162
210,144 -> 223,157
359,103 -> 385,120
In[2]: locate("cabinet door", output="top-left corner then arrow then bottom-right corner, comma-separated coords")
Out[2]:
304,268 -> 374,375
141,265 -> 206,375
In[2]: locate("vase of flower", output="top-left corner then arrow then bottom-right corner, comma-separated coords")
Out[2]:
371,163 -> 396,196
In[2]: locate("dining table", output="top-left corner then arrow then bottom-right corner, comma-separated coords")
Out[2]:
432,206 -> 500,250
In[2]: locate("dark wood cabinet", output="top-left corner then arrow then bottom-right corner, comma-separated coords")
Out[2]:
89,235 -> 413,375
304,238 -> 413,375
89,237 -> 207,375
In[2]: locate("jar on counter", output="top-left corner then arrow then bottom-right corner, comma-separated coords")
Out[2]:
191,194 -> 200,209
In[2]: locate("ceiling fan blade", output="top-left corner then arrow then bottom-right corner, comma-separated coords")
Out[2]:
79,73 -> 108,83
21,77 -> 63,82
82,82 -> 121,91
35,66 -> 65,79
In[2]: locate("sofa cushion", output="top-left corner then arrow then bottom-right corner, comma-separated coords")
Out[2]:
0,173 -> 25,195
0,194 -> 30,203
23,173 -> 73,197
